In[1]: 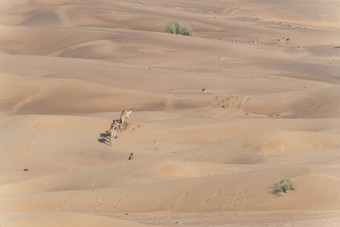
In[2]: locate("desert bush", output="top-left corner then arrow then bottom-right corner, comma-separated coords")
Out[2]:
165,20 -> 193,36
273,179 -> 295,193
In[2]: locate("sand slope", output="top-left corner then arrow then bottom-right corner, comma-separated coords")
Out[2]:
0,212 -> 152,227
1,0 -> 340,226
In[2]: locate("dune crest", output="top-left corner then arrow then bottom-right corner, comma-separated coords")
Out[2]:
1,0 -> 340,226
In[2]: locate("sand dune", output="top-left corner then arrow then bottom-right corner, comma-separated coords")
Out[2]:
170,130 -> 340,163
243,86 -> 340,118
0,211 -> 152,227
1,0 -> 340,226
0,166 -> 339,213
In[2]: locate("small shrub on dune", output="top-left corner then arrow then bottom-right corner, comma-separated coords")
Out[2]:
273,179 -> 295,194
165,20 -> 177,34
165,20 -> 193,36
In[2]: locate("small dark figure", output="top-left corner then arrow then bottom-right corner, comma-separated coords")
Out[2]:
23,169 -> 29,171
201,88 -> 206,92
128,153 -> 134,160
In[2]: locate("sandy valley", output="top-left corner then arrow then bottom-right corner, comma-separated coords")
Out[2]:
0,0 -> 340,226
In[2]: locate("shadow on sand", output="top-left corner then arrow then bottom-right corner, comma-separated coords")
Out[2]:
98,131 -> 111,145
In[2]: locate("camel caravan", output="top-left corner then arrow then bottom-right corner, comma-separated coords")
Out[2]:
107,109 -> 134,145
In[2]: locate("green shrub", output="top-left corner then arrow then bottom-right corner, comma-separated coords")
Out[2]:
165,20 -> 193,36
273,179 -> 295,193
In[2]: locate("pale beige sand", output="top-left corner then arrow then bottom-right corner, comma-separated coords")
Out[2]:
0,0 -> 340,226
0,211 -> 152,227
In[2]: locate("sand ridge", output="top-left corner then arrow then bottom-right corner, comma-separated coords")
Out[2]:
1,0 -> 340,226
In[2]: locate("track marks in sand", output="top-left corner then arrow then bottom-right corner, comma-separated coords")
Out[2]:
202,188 -> 224,210
55,198 -> 68,210
206,94 -> 252,118
112,194 -> 130,210
174,183 -> 194,210
208,94 -> 239,109
165,93 -> 175,110
239,95 -> 251,111
175,191 -> 190,210
91,198 -> 104,210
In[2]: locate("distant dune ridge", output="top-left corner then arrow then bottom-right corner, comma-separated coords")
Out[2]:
1,0 -> 340,226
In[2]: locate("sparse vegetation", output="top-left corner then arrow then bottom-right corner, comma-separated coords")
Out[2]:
165,20 -> 193,36
273,179 -> 295,193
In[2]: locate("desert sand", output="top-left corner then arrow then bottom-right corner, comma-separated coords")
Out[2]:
0,0 -> 340,226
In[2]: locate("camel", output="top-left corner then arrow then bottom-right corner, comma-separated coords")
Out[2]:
108,119 -> 122,132
104,109 -> 134,146
119,109 -> 134,129
109,120 -> 120,145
